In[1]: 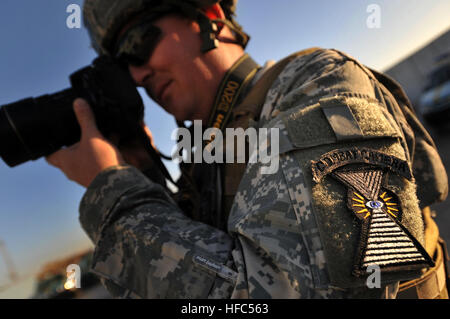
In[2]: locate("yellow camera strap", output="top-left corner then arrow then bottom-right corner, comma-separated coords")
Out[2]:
206,53 -> 260,131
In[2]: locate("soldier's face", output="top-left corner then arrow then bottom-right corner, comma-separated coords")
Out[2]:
127,14 -> 227,123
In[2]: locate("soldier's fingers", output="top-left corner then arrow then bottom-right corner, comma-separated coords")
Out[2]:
45,144 -> 78,168
73,98 -> 102,138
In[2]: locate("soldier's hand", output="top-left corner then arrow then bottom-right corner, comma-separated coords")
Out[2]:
46,98 -> 125,187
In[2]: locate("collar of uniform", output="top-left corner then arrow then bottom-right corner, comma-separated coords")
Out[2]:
225,59 -> 276,125
237,60 -> 276,107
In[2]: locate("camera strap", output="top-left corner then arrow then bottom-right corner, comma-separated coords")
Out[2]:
138,126 -> 176,187
206,53 -> 260,131
172,54 -> 259,225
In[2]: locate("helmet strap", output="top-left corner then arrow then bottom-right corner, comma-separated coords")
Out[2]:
197,12 -> 220,52
212,18 -> 250,49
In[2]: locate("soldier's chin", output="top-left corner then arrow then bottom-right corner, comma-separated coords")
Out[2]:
159,100 -> 199,123
165,104 -> 188,122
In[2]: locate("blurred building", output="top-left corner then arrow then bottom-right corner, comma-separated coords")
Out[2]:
383,28 -> 450,249
384,28 -> 450,109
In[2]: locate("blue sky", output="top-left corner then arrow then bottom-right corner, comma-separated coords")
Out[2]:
0,0 -> 449,298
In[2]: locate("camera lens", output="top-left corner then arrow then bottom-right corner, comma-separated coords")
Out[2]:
0,100 -> 35,166
0,89 -> 80,167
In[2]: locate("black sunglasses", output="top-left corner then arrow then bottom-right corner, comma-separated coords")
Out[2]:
113,20 -> 163,67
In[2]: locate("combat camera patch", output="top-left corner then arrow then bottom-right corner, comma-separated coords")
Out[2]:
311,148 -> 434,277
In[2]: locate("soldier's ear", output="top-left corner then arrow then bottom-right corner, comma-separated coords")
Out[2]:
203,3 -> 226,20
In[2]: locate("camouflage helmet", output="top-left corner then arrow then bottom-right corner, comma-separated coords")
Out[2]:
83,0 -> 249,56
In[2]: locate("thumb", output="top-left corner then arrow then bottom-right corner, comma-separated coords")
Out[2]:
73,98 -> 101,138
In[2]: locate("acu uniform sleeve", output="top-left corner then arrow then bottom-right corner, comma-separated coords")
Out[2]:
252,48 -> 433,294
79,165 -> 238,298
80,164 -> 324,298
80,163 -> 337,298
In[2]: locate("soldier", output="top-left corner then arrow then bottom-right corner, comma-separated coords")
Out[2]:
46,0 -> 449,298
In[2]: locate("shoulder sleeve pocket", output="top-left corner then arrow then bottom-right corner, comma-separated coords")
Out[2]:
281,95 -> 402,150
278,95 -> 428,290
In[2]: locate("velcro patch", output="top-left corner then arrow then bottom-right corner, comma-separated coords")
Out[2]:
312,149 -> 433,277
322,104 -> 363,141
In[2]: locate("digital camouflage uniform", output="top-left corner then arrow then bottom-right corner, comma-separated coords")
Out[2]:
79,48 -> 448,298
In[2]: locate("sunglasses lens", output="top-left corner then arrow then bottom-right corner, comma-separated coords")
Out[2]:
118,54 -> 147,67
114,23 -> 162,66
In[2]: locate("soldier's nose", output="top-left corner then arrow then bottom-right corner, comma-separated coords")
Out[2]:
128,64 -> 154,86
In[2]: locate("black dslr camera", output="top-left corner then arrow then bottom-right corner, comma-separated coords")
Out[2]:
0,56 -> 170,185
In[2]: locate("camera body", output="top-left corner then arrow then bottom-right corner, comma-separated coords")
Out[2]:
0,56 -> 144,167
